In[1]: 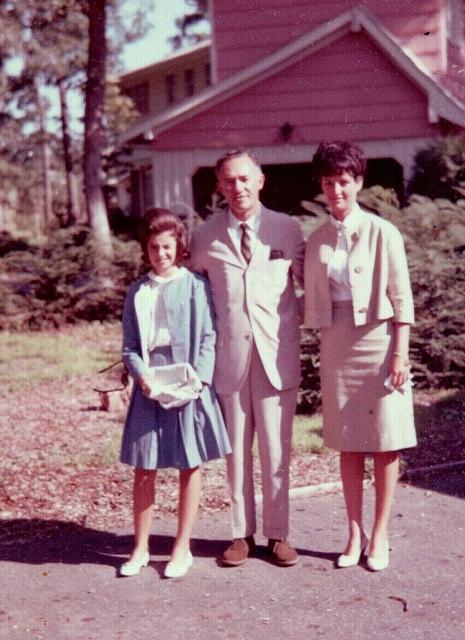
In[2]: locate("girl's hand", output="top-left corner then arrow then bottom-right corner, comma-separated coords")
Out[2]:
139,376 -> 152,397
390,353 -> 410,389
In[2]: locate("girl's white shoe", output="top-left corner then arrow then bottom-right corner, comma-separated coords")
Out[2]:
337,533 -> 369,568
367,541 -> 390,572
119,551 -> 150,577
164,550 -> 193,578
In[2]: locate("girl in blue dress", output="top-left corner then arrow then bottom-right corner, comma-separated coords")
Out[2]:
119,208 -> 231,579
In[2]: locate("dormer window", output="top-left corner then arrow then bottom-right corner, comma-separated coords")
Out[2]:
204,62 -> 212,86
126,82 -> 149,114
166,73 -> 176,105
184,68 -> 195,97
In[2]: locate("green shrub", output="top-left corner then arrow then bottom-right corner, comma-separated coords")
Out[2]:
408,136 -> 465,201
2,197 -> 464,404
0,226 -> 141,330
350,187 -> 465,390
297,187 -> 465,405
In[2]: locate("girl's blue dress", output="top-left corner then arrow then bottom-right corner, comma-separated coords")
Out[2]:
120,268 -> 231,470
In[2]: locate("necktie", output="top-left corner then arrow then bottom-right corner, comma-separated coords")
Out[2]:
240,223 -> 252,263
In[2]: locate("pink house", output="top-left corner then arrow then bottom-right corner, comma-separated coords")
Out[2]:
118,0 -> 465,216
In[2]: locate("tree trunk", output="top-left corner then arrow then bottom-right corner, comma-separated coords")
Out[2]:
58,79 -> 79,226
34,76 -> 53,230
83,0 -> 113,259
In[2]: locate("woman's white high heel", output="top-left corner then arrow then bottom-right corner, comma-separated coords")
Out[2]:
119,551 -> 150,576
164,550 -> 193,578
367,541 -> 390,571
337,533 -> 369,568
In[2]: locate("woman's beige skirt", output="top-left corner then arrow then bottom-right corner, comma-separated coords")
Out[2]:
320,301 -> 417,452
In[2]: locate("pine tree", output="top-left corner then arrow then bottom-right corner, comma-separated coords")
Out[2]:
170,0 -> 210,49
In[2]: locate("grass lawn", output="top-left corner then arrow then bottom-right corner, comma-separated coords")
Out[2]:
0,323 -> 120,393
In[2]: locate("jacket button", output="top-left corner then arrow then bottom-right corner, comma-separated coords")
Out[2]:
354,266 -> 362,273
245,334 -> 252,340
358,307 -> 368,313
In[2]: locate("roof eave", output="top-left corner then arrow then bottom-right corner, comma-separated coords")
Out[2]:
118,6 -> 465,145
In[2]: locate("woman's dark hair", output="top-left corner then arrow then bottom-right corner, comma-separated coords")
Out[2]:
312,141 -> 366,180
139,208 -> 190,265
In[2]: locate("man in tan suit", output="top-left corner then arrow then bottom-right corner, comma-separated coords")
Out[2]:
190,150 -> 305,566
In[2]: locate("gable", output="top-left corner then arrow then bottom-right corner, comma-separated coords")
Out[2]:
152,32 -> 438,150
214,0 -> 445,81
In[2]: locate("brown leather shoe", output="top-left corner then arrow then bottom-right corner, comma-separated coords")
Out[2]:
221,536 -> 256,566
268,539 -> 298,566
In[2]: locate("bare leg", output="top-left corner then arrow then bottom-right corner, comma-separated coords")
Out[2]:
129,467 -> 156,562
368,451 -> 399,556
170,466 -> 201,562
340,452 -> 366,555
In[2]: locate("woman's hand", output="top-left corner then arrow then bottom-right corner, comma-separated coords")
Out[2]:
389,353 -> 410,389
139,376 -> 152,397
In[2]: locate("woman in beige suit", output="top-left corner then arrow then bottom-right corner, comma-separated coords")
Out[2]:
304,142 -> 416,571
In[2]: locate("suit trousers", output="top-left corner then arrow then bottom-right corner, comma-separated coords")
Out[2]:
218,343 -> 298,539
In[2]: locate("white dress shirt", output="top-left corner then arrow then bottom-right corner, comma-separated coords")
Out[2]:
227,209 -> 261,257
328,205 -> 363,301
145,267 -> 186,350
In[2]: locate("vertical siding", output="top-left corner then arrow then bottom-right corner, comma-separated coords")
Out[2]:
153,32 -> 437,151
214,0 -> 444,81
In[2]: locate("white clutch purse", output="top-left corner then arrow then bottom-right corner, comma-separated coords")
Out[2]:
147,362 -> 202,409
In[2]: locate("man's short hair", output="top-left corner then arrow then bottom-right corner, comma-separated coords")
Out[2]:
312,141 -> 366,181
215,149 -> 262,177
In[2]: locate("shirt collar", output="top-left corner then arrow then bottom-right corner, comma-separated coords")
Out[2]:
329,203 -> 363,234
147,266 -> 185,285
228,206 -> 261,232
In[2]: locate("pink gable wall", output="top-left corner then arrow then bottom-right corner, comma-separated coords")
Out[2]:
153,32 -> 438,151
214,0 -> 445,82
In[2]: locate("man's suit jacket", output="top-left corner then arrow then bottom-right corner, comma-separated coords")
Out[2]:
304,208 -> 414,329
190,206 -> 305,394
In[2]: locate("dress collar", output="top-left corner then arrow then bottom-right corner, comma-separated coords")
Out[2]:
147,266 -> 186,285
329,203 -> 363,234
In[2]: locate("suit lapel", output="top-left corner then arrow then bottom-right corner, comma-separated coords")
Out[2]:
210,213 -> 246,269
250,206 -> 274,265
319,221 -> 338,280
344,208 -> 367,254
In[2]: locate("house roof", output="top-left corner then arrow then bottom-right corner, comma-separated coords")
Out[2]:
119,39 -> 211,85
118,7 -> 465,145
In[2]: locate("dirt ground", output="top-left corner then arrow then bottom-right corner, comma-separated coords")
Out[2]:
1,324 -> 463,539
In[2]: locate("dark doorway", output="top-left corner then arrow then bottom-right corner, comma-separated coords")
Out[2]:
192,162 -> 317,218
192,166 -> 218,218
364,158 -> 404,201
191,157 -> 404,218
261,162 -> 317,215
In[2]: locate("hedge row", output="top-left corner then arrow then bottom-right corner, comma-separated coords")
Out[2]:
297,189 -> 465,412
1,191 -> 464,412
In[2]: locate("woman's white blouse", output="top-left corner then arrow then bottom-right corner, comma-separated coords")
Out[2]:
145,267 -> 186,350
328,207 -> 363,302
